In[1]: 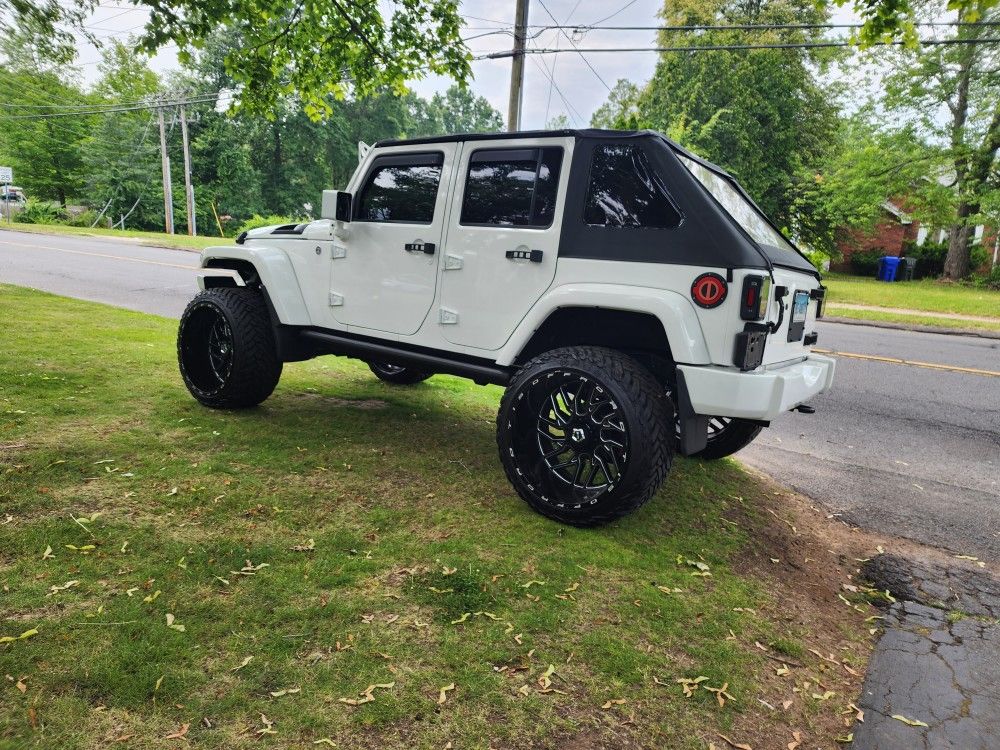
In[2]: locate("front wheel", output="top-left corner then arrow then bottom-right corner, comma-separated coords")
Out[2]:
177,287 -> 282,409
367,362 -> 432,385
497,346 -> 674,526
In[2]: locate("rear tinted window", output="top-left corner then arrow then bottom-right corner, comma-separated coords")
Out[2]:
584,144 -> 682,228
461,147 -> 563,227
356,153 -> 443,223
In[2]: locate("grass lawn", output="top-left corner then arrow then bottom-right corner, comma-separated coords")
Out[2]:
823,273 -> 1000,319
0,222 -> 226,252
0,285 -> 872,749
825,306 -> 1000,333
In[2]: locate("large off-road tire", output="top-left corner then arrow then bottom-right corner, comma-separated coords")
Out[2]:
497,346 -> 674,526
177,287 -> 282,409
689,417 -> 763,460
367,362 -> 432,385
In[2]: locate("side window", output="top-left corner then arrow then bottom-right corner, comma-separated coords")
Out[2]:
460,147 -> 563,227
584,144 -> 682,228
356,152 -> 443,224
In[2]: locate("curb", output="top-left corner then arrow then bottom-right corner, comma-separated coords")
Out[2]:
823,315 -> 1000,340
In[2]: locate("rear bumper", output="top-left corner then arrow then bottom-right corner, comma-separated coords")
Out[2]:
676,354 -> 835,421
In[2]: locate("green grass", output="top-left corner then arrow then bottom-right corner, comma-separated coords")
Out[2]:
0,222 -> 226,252
823,273 -> 1000,318
825,305 -> 1000,333
0,286 -> 865,749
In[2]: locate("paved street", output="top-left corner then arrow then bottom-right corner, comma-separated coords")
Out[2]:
2,228 -> 999,559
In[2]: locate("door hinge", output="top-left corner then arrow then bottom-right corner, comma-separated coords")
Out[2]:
439,308 -> 459,325
328,292 -> 344,307
444,254 -> 463,270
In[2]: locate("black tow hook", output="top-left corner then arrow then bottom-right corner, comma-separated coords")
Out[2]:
794,404 -> 816,414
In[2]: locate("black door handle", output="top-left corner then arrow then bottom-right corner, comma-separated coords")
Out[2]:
506,249 -> 543,263
404,242 -> 435,255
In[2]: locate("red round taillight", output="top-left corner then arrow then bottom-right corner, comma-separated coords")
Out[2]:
691,273 -> 728,308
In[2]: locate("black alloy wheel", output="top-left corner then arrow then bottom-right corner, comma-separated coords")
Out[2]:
497,346 -> 673,526
178,288 -> 282,409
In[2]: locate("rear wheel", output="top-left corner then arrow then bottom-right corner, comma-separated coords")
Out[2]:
367,362 -> 432,385
177,288 -> 282,409
692,417 -> 763,459
497,346 -> 674,526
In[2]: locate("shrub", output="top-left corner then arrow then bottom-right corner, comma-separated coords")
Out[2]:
906,241 -> 947,279
975,264 -> 1000,290
66,210 -> 100,228
970,244 -> 991,273
236,214 -> 301,235
849,249 -> 883,277
17,199 -> 65,225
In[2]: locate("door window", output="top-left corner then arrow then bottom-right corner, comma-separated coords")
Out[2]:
356,152 -> 443,224
584,144 -> 682,228
460,147 -> 563,227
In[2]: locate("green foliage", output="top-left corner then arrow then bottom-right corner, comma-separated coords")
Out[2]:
236,214 -> 302,234
623,0 -> 840,245
849,249 -> 884,276
412,85 -> 503,136
975,263 -> 1000,290
15,198 -> 65,224
136,0 -> 470,119
804,249 -> 831,272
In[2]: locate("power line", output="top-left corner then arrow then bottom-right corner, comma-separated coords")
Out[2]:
536,0 -> 612,93
587,0 -> 640,27
478,36 -> 1000,59
526,49 -> 585,126
524,20 -> 1000,32
0,93 -> 228,120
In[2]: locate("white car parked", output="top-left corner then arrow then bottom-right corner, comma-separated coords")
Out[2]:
178,129 -> 834,526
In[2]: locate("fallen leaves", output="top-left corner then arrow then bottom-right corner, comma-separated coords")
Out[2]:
290,539 -> 316,552
0,627 -> 38,644
339,682 -> 395,706
716,733 -> 753,750
269,687 -> 301,698
787,730 -> 803,750
231,656 -> 253,672
46,580 -> 79,596
676,676 -> 708,697
437,683 -> 455,704
892,714 -> 929,727
537,664 -> 556,689
705,682 -> 735,708
601,698 -> 626,709
165,614 -> 186,633
164,723 -> 190,740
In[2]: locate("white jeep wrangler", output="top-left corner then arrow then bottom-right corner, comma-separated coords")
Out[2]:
178,128 -> 834,526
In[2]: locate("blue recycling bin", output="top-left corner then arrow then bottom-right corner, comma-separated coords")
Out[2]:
877,255 -> 901,282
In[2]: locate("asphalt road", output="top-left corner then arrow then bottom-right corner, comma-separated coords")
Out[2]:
3,229 -> 999,558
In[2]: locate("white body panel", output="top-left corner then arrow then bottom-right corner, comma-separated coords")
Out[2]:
438,136 -> 572,350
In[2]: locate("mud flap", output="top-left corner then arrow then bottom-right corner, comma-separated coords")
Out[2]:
675,368 -> 709,456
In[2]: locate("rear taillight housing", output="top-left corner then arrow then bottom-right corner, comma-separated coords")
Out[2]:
739,275 -> 771,321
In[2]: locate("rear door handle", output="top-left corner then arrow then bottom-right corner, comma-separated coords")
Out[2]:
505,249 -> 543,263
404,242 -> 435,255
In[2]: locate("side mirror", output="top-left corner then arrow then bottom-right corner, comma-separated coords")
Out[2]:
320,190 -> 353,222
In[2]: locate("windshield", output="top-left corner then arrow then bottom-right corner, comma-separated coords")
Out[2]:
677,154 -> 798,255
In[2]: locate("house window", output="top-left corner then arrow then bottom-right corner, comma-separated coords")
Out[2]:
585,144 -> 682,228
460,147 -> 563,227
974,225 -> 985,245
356,152 -> 443,224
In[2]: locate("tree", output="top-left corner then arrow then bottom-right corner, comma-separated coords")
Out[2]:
0,1 -> 95,65
412,86 -> 503,136
590,80 -> 641,129
0,31 -> 93,206
621,0 -> 840,240
879,3 -> 1000,278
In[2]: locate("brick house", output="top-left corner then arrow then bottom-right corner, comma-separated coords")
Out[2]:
833,200 -> 998,272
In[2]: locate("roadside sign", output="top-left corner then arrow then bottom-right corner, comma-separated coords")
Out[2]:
0,166 -> 12,183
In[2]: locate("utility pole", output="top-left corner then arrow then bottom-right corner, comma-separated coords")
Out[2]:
157,103 -> 175,235
179,103 -> 196,236
507,0 -> 529,132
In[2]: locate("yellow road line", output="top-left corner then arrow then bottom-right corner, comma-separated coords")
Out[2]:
814,348 -> 1000,378
0,239 -> 198,271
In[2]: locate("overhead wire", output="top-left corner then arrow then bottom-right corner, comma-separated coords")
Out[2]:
536,0 -> 612,93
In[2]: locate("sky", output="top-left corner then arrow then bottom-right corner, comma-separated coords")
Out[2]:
70,0 -> 862,129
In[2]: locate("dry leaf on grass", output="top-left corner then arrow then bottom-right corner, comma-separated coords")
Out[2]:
601,698 -> 626,709
0,628 -> 38,644
537,664 -> 556,689
165,614 -> 186,632
705,682 -> 734,708
41,546 -> 54,560
717,733 -> 752,750
164,723 -> 190,740
270,688 -> 301,698
675,676 -> 708,697
836,733 -> 854,743
46,580 -> 79,596
290,539 -> 316,552
787,730 -> 803,750
450,613 -> 470,625
313,739 -> 336,746
256,714 -> 277,735
442,566 -> 457,575
231,656 -> 253,672
437,683 -> 455,704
